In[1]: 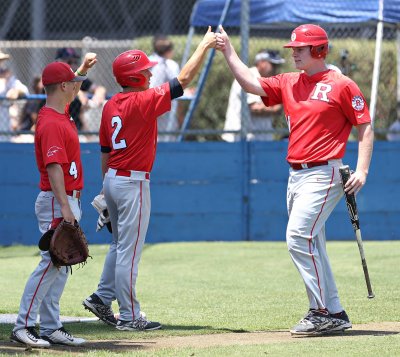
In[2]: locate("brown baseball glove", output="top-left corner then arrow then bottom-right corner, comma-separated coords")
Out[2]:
49,220 -> 90,267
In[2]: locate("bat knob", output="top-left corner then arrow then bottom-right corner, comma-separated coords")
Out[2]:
367,293 -> 375,299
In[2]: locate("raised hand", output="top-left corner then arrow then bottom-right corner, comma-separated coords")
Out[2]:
82,52 -> 97,70
215,25 -> 229,52
201,26 -> 217,49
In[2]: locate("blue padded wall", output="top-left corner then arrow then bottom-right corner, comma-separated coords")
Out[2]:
1,141 -> 399,245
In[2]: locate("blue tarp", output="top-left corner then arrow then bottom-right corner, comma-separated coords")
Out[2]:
190,0 -> 400,27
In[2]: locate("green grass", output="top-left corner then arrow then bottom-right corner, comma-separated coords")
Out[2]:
0,241 -> 399,356
120,336 -> 400,357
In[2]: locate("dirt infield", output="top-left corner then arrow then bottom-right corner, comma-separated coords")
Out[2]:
1,322 -> 399,354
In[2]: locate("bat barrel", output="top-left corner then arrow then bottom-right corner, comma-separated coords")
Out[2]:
362,258 -> 375,298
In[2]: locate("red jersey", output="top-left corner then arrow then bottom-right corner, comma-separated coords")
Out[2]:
258,70 -> 371,162
99,82 -> 171,172
35,106 -> 83,191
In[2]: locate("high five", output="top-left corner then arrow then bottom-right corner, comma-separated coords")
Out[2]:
216,24 -> 374,335
83,27 -> 221,331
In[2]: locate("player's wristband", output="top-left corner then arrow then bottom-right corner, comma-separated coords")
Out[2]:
76,70 -> 87,76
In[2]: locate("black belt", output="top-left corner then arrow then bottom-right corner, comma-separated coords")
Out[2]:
289,162 -> 329,170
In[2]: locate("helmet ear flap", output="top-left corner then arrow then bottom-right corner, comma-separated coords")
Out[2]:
311,44 -> 328,59
115,73 -> 147,87
129,73 -> 146,87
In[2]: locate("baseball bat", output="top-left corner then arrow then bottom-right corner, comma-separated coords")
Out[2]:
339,165 -> 375,299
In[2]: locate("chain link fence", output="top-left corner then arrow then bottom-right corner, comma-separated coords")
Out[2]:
0,0 -> 398,142
242,24 -> 399,141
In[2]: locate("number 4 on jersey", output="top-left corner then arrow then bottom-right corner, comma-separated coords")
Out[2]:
111,116 -> 127,150
69,161 -> 78,179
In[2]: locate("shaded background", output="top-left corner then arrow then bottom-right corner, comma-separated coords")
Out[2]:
0,0 -> 399,139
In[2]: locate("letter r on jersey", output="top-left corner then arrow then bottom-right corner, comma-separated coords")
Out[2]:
311,83 -> 332,102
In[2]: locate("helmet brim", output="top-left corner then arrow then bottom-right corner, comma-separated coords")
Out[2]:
284,40 -> 328,48
283,41 -> 309,48
142,60 -> 158,71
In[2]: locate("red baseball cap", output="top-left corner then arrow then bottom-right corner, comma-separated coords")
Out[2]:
42,61 -> 87,86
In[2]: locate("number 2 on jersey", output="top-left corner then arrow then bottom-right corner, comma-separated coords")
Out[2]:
111,116 -> 127,150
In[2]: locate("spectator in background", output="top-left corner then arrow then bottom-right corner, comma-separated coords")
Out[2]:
387,120 -> 400,141
81,85 -> 107,142
0,50 -> 29,141
387,103 -> 400,141
149,35 -> 182,141
56,47 -> 106,139
12,76 -> 46,143
325,44 -> 343,75
55,48 -> 84,129
326,63 -> 342,74
222,49 -> 285,142
18,76 -> 45,132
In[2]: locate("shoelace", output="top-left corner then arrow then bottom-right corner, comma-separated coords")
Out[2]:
58,327 -> 74,339
303,310 -> 315,320
134,316 -> 150,329
301,310 -> 317,323
26,327 -> 41,340
95,303 -> 114,317
302,310 -> 330,324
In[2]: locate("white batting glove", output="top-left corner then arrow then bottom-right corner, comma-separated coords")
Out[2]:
91,194 -> 111,232
96,210 -> 111,232
91,194 -> 107,214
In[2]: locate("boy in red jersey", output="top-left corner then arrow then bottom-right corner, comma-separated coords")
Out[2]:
216,24 -> 374,336
83,27 -> 222,331
11,54 -> 97,348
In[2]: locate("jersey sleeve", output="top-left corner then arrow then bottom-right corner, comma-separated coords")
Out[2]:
40,121 -> 69,166
138,82 -> 172,120
257,74 -> 284,107
340,80 -> 371,126
99,106 -> 112,153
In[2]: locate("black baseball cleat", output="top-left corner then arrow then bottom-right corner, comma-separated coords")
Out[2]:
290,309 -> 333,336
83,293 -> 118,326
329,310 -> 352,332
116,316 -> 162,331
10,327 -> 50,348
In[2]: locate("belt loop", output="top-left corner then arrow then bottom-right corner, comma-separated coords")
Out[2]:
107,168 -> 117,178
65,190 -> 81,199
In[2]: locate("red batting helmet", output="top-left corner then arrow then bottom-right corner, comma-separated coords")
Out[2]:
283,24 -> 329,59
112,50 -> 157,87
